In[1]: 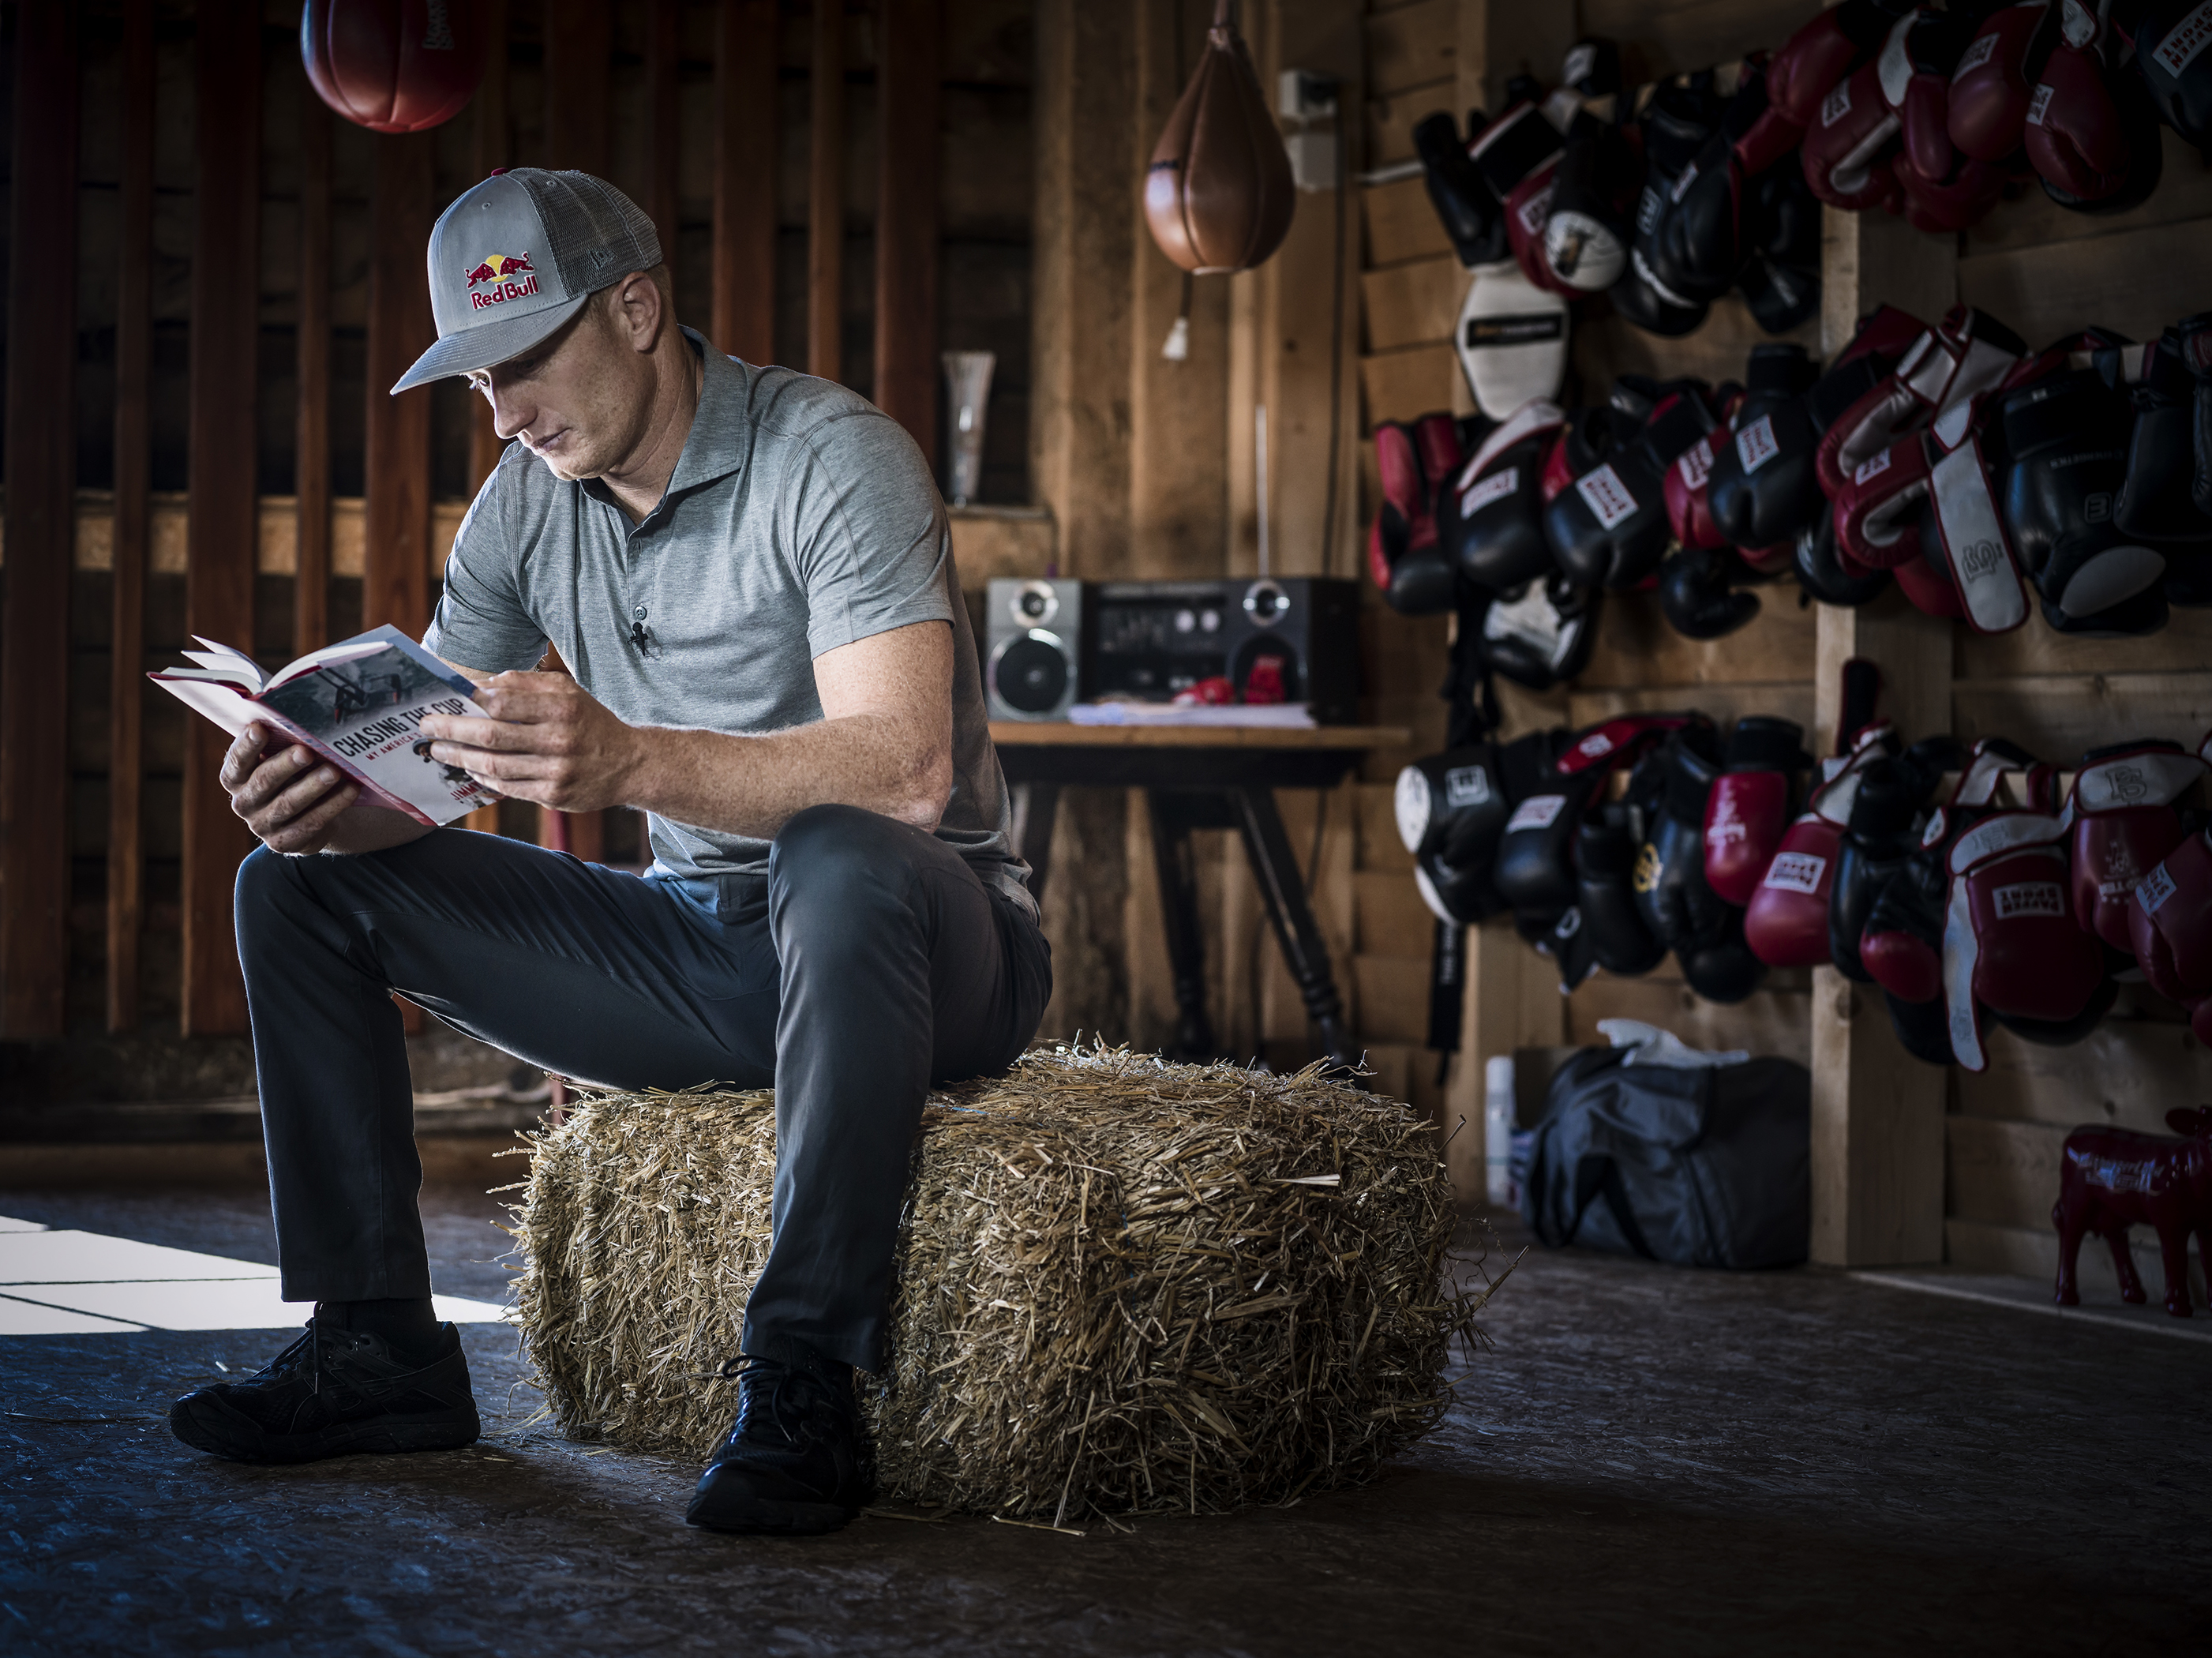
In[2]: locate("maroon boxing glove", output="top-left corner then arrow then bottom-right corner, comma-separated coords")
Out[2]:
2129,826 -> 2212,1007
1948,0 -> 2059,162
1769,0 -> 1918,125
1743,726 -> 1898,967
1817,305 -> 2026,499
1944,808 -> 2110,1071
2066,740 -> 2209,950
1468,96 -> 1578,298
2022,0 -> 2134,203
1704,717 -> 1811,906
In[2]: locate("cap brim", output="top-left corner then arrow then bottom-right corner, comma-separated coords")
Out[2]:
388,292 -> 590,394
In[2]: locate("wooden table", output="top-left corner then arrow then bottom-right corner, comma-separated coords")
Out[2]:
988,722 -> 1412,1069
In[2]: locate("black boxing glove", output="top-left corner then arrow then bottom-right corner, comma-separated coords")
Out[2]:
1576,805 -> 1670,977
1657,546 -> 1765,640
1705,343 -> 1824,552
1829,744 -> 1950,980
1636,730 -> 1768,1003
1413,109 -> 1509,269
1440,399 -> 1571,591
1794,508 -> 1891,606
1396,744 -> 1513,925
1545,382 -> 1718,589
1610,79 -> 1726,337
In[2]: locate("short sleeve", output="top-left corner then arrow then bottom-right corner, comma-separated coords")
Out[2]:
422,460 -> 549,673
782,411 -> 954,660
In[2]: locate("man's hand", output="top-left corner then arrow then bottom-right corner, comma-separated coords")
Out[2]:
223,724 -> 362,854
416,670 -> 643,813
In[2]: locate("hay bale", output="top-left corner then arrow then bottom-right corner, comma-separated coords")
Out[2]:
508,1046 -> 1494,1521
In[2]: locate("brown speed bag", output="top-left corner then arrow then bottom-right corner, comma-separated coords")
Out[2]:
1143,1 -> 1295,275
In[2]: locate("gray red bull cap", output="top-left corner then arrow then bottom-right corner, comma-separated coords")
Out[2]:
391,167 -> 662,393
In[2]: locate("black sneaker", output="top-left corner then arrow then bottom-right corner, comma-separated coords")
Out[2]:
169,1318 -> 481,1464
684,1351 -> 874,1536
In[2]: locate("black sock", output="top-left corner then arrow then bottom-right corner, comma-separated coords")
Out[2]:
316,1296 -> 440,1355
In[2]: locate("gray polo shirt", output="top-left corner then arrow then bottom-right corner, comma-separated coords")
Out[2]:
423,328 -> 1028,911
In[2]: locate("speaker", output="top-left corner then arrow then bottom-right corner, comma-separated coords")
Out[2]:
1090,580 -> 1232,703
985,578 -> 1086,721
1220,576 -> 1360,723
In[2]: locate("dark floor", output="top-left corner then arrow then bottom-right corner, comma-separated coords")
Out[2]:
3,1184 -> 2206,1658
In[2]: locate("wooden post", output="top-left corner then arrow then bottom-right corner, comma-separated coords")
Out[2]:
875,0 -> 941,460
296,85 -> 333,656
808,0 -> 845,382
647,0 -> 683,259
712,0 -> 778,363
2,0 -> 78,1038
364,134 -> 436,640
542,0 -> 611,176
181,0 -> 261,1037
468,0 -> 510,495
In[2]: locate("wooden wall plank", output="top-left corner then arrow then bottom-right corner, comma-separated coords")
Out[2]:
1957,608 -> 2212,681
108,0 -> 154,1033
1577,590 -> 1818,692
2,0 -> 79,1037
1576,0 -> 1822,85
1955,1020 -> 2212,1137
296,86 -> 333,655
1360,253 -> 1460,354
713,0 -> 778,363
647,0 -> 683,257
1568,680 -> 1816,737
1366,79 -> 1455,170
1352,954 -> 1429,1045
542,0 -> 613,174
1365,0 -> 1454,97
1362,175 -> 1452,267
1963,132 -> 2212,255
1574,295 -> 1820,401
875,0 -> 943,462
470,0 -> 511,493
808,0 -> 845,382
364,135 -> 436,641
1354,868 -> 1431,958
181,0 -> 261,1037
1952,672 -> 2212,761
1946,1216 -> 2205,1301
1958,218 -> 2212,351
1564,977 -> 1814,1066
1358,341 -> 1457,427
1947,1114 -> 2067,1232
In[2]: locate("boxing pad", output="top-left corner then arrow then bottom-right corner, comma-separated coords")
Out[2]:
2067,739 -> 2209,949
1706,343 -> 1826,551
1414,110 -> 1508,269
1944,810 -> 2111,1070
1818,306 -> 2027,499
1949,0 -> 2061,163
1481,573 -> 1601,691
1442,399 -> 1570,589
1704,717 -> 1812,907
2130,827 -> 2212,1007
1144,1 -> 1295,274
1397,744 -> 1513,925
1457,260 -> 1572,421
2136,0 -> 2212,156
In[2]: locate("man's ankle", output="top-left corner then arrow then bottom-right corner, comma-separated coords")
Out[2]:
315,1296 -> 441,1356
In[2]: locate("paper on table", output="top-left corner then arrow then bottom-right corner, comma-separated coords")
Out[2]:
1066,701 -> 1318,729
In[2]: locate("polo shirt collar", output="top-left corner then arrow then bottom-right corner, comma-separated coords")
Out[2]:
661,328 -> 748,496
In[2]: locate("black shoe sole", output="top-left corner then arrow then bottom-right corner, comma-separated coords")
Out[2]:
684,1492 -> 858,1536
170,1396 -> 480,1465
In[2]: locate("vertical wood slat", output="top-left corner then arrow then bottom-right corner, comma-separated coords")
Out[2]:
542,0 -> 613,175
364,135 -> 435,640
808,0 -> 844,382
1,0 -> 79,1038
295,88 -> 333,657
875,0 -> 942,464
713,0 -> 778,363
107,0 -> 154,1033
468,0 -> 510,495
181,0 -> 262,1037
647,0 -> 683,257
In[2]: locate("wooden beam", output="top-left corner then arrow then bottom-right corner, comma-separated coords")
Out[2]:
808,0 -> 845,382
542,0 -> 611,175
365,134 -> 436,640
875,0 -> 941,460
181,0 -> 261,1037
296,84 -> 333,656
647,0 -> 683,258
469,0 -> 510,494
712,0 -> 778,362
1,0 -> 78,1038
108,0 -> 153,1033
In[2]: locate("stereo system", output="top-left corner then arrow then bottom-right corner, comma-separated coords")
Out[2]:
985,576 -> 1359,724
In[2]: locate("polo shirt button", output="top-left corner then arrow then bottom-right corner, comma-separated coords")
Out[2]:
632,605 -> 647,620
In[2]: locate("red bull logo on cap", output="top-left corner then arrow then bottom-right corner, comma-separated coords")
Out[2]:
463,253 -> 538,309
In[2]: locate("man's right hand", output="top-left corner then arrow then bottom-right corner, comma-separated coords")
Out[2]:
222,724 -> 363,855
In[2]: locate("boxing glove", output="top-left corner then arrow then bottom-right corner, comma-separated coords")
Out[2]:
1397,744 -> 1513,925
1469,96 -> 1579,296
1544,384 -> 1717,589
1576,806 -> 1670,978
1414,110 -> 1508,269
1649,57 -> 1807,306
1610,81 -> 1725,338
1442,399 -> 1570,590
1770,0 -> 1918,125
2187,313 -> 2212,520
1743,732 -> 1899,968
1830,745 -> 1952,981
1481,572 -> 1601,690
2136,0 -> 2212,156
1949,0 -> 2061,161
1798,11 -> 1918,211
1543,117 -> 1640,293
1795,509 -> 1892,606
2000,358 -> 2173,632
1657,547 -> 1765,640
1944,809 -> 2111,1071
1367,417 -> 1460,616
1737,156 -> 1824,335
2025,0 -> 2144,203
1818,306 -> 2028,499
1457,261 -> 1573,421
1704,716 -> 1812,906
2066,739 -> 2209,949
1706,343 -> 1826,551
1665,429 -> 1728,553
1494,735 -> 1605,937
1636,732 -> 1767,1003
2130,826 -> 2212,1007
2105,330 -> 2212,550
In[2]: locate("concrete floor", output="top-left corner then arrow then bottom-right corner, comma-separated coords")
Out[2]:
3,1183 -> 2206,1656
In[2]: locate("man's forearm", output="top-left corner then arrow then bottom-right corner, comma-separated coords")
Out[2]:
623,712 -> 953,839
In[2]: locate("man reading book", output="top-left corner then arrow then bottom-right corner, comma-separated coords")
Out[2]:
168,168 -> 1051,1537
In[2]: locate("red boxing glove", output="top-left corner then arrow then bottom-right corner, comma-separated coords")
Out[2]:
1798,45 -> 1906,210
1944,808 -> 2109,1071
1948,0 -> 2057,163
1743,728 -> 1895,966
2067,741 -> 2209,951
1664,432 -> 1728,551
1704,717 -> 1809,906
1769,0 -> 1918,126
1817,305 -> 2026,498
2023,0 -> 2132,203
2129,827 -> 2212,1007
1833,434 -> 1937,573
1468,97 -> 1577,298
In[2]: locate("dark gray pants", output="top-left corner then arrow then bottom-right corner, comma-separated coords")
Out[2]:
233,804 -> 1051,1372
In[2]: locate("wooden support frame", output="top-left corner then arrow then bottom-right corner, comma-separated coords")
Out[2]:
808,0 -> 845,383
875,0 -> 942,463
647,0 -> 683,258
108,0 -> 155,1033
181,0 -> 261,1037
712,0 -> 778,364
296,84 -> 333,656
468,0 -> 510,495
542,0 -> 612,176
364,134 -> 436,641
2,0 -> 80,1037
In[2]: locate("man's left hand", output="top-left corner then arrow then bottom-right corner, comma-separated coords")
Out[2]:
417,670 -> 643,813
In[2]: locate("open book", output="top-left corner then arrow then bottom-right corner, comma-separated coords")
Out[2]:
150,625 -> 501,827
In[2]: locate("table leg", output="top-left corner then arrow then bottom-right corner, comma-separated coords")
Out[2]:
1147,790 -> 1218,1060
1232,786 -> 1355,1072
1008,782 -> 1060,906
